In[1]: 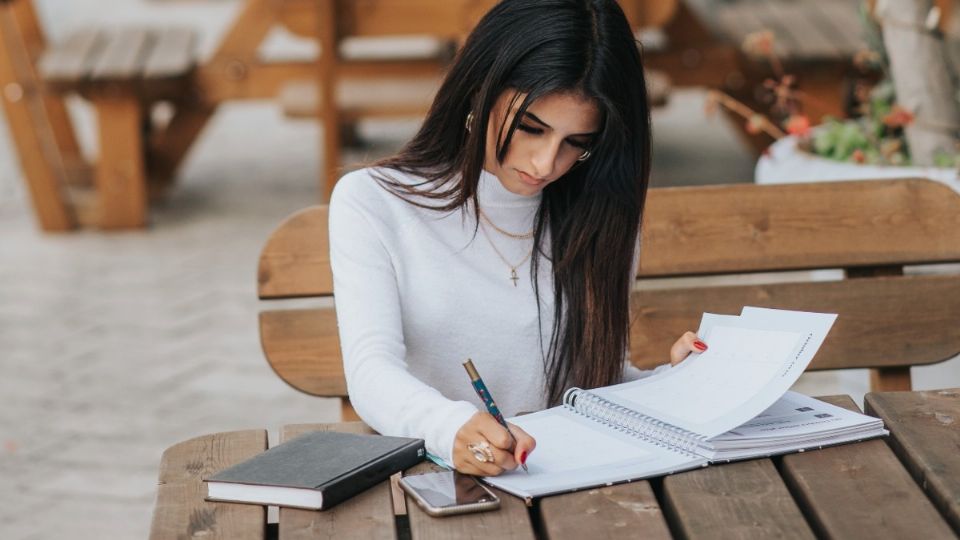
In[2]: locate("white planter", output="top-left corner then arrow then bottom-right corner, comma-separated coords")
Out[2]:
755,135 -> 959,192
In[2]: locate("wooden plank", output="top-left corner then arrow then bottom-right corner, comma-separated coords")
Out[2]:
141,27 -> 195,79
92,96 -> 147,228
149,429 -> 268,540
259,308 -> 343,397
714,1 -> 791,58
780,395 -> 956,538
0,3 -> 75,230
865,388 -> 960,531
638,180 -> 960,277
258,206 -> 332,298
631,273 -> 960,372
539,482 -> 671,540
37,28 -> 102,86
750,0 -> 842,59
404,463 -> 537,540
279,423 -> 397,540
807,0 -> 868,55
91,28 -> 151,81
870,367 -> 912,392
662,458 -> 815,539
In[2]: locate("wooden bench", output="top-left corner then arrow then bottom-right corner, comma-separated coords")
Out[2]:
148,389 -> 960,538
0,0 -> 206,230
258,177 -> 960,420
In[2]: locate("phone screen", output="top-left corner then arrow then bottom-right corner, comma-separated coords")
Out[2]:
402,471 -> 496,508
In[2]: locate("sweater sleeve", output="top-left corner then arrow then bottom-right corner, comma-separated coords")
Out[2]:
328,173 -> 477,464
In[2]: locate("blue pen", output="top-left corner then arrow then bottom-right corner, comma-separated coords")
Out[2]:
463,358 -> 529,473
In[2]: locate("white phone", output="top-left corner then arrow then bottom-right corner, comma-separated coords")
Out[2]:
399,471 -> 500,517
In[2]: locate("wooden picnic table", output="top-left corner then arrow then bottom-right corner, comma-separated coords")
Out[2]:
149,388 -> 960,539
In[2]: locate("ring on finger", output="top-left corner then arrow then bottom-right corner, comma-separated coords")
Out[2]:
466,440 -> 495,463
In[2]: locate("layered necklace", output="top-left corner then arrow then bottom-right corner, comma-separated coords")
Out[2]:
477,207 -> 534,287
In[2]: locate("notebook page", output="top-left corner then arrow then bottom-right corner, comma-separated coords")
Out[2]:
592,309 -> 837,439
483,407 -> 703,498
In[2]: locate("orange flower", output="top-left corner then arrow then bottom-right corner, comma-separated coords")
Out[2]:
783,115 -> 811,137
883,105 -> 915,128
852,149 -> 866,164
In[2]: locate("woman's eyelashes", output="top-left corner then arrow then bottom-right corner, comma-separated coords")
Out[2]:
516,123 -> 590,149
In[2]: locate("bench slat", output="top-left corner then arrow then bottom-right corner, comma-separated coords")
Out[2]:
149,430 -> 268,540
539,482 -> 671,539
142,27 -> 196,80
279,423 -> 397,540
630,273 -> 960,371
780,396 -> 956,538
807,0 -> 867,56
751,0 -> 844,59
259,206 -> 332,299
865,388 -> 960,532
37,28 -> 103,85
663,458 -> 815,539
715,1 -> 791,58
91,27 -> 151,81
259,308 -> 343,396
639,179 -> 960,277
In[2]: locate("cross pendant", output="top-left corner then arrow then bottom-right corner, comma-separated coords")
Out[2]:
510,269 -> 519,287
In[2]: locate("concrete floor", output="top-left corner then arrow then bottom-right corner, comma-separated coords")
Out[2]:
1,1 -> 958,539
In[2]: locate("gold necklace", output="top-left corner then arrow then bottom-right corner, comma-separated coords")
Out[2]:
477,208 -> 534,239
478,220 -> 533,287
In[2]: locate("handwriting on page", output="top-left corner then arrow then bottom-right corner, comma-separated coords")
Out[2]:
614,327 -> 801,425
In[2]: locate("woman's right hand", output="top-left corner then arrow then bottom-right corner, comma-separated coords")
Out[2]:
452,412 -> 536,476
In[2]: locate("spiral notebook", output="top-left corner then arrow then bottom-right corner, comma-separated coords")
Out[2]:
484,307 -> 888,500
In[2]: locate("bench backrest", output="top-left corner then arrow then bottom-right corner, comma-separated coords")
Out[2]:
258,178 -> 960,410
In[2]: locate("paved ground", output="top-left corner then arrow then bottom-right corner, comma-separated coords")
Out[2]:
1,1 -> 958,539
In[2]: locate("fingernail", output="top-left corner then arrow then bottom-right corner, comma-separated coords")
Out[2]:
694,340 -> 707,351
520,451 -> 527,465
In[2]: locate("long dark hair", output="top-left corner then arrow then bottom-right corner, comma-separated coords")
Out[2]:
374,0 -> 651,405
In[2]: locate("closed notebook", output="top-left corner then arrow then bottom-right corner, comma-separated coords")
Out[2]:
205,431 -> 425,510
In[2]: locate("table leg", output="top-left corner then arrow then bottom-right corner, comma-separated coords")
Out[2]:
92,95 -> 147,229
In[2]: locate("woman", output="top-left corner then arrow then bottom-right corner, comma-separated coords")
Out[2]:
329,0 -> 707,477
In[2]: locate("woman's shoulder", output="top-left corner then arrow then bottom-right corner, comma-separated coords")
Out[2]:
330,167 -> 426,206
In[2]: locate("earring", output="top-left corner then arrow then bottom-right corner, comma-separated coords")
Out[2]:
577,150 -> 591,162
465,111 -> 475,133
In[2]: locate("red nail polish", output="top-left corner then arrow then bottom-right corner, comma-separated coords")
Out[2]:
520,451 -> 527,465
694,340 -> 707,351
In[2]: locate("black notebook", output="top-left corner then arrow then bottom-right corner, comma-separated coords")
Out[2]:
205,431 -> 425,510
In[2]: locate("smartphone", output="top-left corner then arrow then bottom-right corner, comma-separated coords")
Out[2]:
399,471 -> 500,517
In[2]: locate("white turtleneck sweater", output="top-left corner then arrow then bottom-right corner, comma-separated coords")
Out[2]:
329,167 -> 666,463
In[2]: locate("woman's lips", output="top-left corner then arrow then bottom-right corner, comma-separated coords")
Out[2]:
517,170 -> 545,186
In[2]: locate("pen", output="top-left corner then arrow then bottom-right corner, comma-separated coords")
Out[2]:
463,359 -> 529,473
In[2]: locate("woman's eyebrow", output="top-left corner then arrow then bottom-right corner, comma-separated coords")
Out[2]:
523,111 -> 598,138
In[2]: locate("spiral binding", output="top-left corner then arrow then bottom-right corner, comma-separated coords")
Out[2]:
563,387 -> 706,458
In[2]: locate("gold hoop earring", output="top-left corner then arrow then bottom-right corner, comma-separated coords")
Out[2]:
465,111 -> 475,133
577,150 -> 591,162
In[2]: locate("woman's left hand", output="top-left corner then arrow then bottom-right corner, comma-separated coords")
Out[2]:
669,331 -> 708,366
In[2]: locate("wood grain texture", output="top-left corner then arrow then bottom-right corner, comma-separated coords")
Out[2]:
780,396 -> 956,538
278,423 -> 396,540
93,96 -> 147,228
90,28 -> 150,80
141,27 -> 196,79
865,388 -> 960,532
259,308 -> 343,396
0,2 -> 75,230
36,28 -> 102,86
404,463 -> 537,540
663,459 -> 815,539
539,483 -> 671,540
629,273 -> 960,372
258,206 -> 331,299
149,430 -> 268,540
638,179 -> 960,277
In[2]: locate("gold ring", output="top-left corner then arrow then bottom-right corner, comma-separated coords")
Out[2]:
466,441 -> 495,463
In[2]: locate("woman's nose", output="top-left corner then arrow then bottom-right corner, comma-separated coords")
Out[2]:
530,142 -> 560,179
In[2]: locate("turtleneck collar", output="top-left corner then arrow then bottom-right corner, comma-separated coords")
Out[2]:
477,169 -> 542,209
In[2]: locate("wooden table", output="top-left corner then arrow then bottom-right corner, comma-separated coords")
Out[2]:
148,388 -> 960,539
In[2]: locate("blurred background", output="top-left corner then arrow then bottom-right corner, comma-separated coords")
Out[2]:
1,0 -> 958,538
